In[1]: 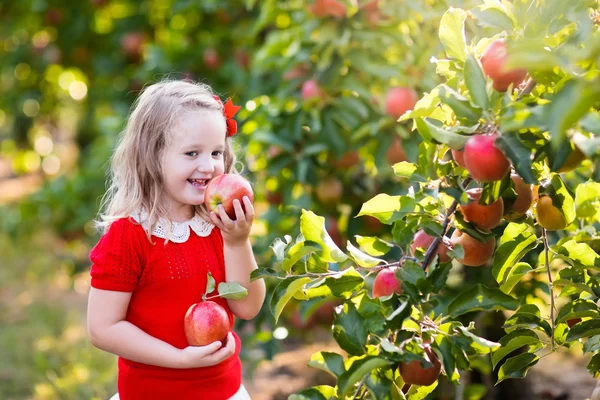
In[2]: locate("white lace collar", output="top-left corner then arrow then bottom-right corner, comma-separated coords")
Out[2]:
131,210 -> 215,243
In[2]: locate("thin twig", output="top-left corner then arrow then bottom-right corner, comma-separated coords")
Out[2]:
517,77 -> 537,100
542,228 -> 555,351
421,177 -> 473,270
352,376 -> 367,399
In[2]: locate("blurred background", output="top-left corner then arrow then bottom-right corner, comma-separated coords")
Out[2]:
0,1 -> 596,399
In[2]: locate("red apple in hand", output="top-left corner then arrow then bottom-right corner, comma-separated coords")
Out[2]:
184,301 -> 231,346
204,174 -> 254,219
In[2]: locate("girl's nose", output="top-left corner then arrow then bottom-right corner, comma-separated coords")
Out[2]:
196,157 -> 215,173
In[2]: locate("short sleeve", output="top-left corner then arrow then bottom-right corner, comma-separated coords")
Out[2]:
89,218 -> 146,292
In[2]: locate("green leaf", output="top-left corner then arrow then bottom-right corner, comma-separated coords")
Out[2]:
471,6 -> 515,31
417,118 -> 470,150
338,356 -> 392,398
304,268 -> 365,299
463,54 -> 489,110
575,181 -> 600,221
333,302 -> 369,356
307,351 -> 346,378
358,194 -> 416,224
448,284 -> 519,317
405,380 -> 439,399
556,240 -> 600,269
355,235 -> 394,257
548,80 -> 599,155
556,299 -> 600,324
457,326 -> 501,354
503,307 -> 552,336
497,353 -> 539,384
587,353 -> 600,375
270,236 -> 290,262
439,85 -> 481,122
566,319 -> 600,342
346,241 -> 384,268
217,282 -> 248,300
290,385 -> 337,400
393,162 -> 427,182
206,272 -> 216,295
270,277 -> 313,322
492,330 -> 542,369
282,241 -> 321,273
492,223 -> 538,292
301,210 -> 348,263
495,132 -> 536,184
250,268 -> 279,281
549,174 -> 577,226
439,7 -> 467,62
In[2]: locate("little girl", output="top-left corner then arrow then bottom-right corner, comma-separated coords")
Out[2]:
87,79 -> 266,399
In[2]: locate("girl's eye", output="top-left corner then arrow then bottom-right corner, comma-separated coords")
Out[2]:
185,151 -> 198,157
212,150 -> 223,157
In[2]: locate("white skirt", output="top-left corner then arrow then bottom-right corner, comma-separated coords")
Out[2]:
109,383 -> 251,400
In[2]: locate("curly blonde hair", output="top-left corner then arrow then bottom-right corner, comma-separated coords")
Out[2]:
96,79 -> 239,238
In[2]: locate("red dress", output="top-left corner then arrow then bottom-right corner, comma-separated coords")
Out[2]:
89,217 -> 242,400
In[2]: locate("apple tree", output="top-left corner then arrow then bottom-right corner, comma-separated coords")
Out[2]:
252,0 -> 600,398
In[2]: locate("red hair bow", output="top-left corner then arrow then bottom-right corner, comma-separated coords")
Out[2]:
213,95 -> 241,137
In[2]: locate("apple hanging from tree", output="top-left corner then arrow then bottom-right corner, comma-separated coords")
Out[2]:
372,268 -> 402,298
301,79 -> 323,100
463,133 -> 511,182
184,301 -> 231,346
204,174 -> 254,220
480,38 -> 527,92
535,195 -> 567,231
450,230 -> 496,267
398,344 -> 442,386
452,149 -> 467,168
409,230 -> 450,263
504,174 -> 533,220
385,87 -> 418,119
459,188 -> 504,231
315,178 -> 343,206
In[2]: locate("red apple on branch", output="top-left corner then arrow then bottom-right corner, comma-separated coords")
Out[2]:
385,87 -> 418,119
372,268 -> 402,298
480,39 -> 527,92
463,133 -> 510,182
184,301 -> 231,346
204,174 -> 254,219
399,345 -> 442,386
459,188 -> 504,231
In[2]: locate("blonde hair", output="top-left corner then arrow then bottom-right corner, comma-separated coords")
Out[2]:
96,79 -> 239,238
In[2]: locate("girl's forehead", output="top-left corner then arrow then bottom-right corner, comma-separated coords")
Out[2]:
169,109 -> 226,145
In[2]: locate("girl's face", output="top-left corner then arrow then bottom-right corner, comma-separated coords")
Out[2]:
161,109 -> 226,221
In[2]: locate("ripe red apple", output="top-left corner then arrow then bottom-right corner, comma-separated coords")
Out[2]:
184,301 -> 231,346
301,79 -> 323,100
450,230 -> 496,267
463,134 -> 510,182
504,174 -> 533,219
203,48 -> 221,70
284,64 -> 310,81
234,49 -> 250,69
480,39 -> 527,92
399,345 -> 441,386
385,87 -> 418,119
266,190 -> 283,206
372,268 -> 402,298
326,216 -> 344,248
45,8 -> 64,25
309,0 -> 346,18
386,136 -> 407,165
459,188 -> 504,231
410,230 -> 450,263
315,178 -> 343,206
204,174 -> 254,220
452,149 -> 466,168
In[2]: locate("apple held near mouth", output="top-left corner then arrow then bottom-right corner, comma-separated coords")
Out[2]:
184,301 -> 231,346
204,174 -> 254,220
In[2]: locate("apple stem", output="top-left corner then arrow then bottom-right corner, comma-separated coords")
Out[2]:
517,77 -> 536,100
421,177 -> 473,270
542,228 -> 555,351
204,294 -> 222,301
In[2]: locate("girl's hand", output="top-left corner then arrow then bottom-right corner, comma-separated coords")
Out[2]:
178,332 -> 236,368
209,196 -> 254,246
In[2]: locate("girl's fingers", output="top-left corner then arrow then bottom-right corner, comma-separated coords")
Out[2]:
233,199 -> 246,222
218,205 -> 235,229
209,212 -> 224,229
243,196 -> 255,222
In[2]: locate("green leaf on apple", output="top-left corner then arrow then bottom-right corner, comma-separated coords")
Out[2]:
217,282 -> 248,300
416,118 -> 471,150
495,132 -> 536,185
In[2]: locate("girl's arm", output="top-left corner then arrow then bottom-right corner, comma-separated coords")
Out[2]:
223,239 -> 266,319
87,287 -> 236,368
211,197 -> 266,320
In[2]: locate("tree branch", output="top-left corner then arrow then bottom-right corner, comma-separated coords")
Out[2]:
542,228 -> 555,351
421,177 -> 473,270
